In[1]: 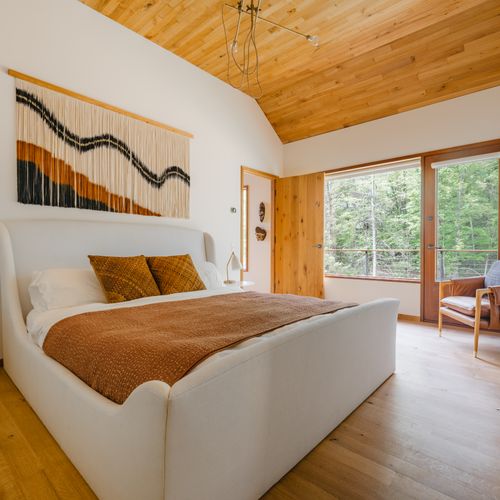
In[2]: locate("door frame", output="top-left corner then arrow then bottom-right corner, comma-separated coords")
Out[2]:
240,166 -> 279,292
421,141 -> 500,322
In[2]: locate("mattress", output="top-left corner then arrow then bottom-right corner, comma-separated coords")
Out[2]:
27,287 -> 344,376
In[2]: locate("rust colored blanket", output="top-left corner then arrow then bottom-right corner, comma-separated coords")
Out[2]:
43,292 -> 355,404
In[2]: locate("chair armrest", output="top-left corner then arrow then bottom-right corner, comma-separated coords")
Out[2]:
487,285 -> 500,304
439,281 -> 453,301
475,288 -> 490,324
487,286 -> 500,328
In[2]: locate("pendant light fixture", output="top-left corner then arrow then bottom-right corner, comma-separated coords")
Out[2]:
222,1 -> 320,99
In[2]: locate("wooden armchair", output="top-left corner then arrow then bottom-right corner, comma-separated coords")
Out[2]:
438,267 -> 500,357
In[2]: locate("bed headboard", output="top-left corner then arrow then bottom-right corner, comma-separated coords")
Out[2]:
1,219 -> 214,318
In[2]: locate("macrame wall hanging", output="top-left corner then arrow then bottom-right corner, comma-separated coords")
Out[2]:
14,73 -> 191,218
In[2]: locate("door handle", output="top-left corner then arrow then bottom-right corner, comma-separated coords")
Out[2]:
312,243 -> 323,249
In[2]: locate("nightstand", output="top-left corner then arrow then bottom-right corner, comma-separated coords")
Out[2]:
224,280 -> 255,289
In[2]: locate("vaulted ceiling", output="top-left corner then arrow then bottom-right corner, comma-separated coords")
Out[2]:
82,0 -> 500,143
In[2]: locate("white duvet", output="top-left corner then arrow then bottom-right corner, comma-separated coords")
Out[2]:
27,287 -> 242,347
27,287 -> 336,374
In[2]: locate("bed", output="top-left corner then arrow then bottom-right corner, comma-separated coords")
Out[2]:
0,219 -> 398,500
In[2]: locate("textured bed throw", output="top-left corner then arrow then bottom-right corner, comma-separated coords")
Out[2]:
43,292 -> 355,404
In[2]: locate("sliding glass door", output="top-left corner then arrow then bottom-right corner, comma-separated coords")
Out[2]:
436,157 -> 498,281
422,145 -> 500,322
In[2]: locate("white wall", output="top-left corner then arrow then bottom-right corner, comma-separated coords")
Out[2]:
325,279 -> 420,316
284,86 -> 500,176
242,172 -> 272,292
0,0 -> 283,276
285,85 -> 500,315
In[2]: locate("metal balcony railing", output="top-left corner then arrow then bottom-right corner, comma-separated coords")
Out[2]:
325,248 -> 420,278
325,247 -> 498,280
434,248 -> 497,281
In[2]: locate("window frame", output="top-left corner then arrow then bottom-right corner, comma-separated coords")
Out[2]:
241,184 -> 249,272
324,159 -> 422,283
433,157 -> 499,282
324,273 -> 420,283
422,142 -> 500,322
318,138 -> 500,322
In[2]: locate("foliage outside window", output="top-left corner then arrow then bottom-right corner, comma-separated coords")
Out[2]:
325,165 -> 421,280
436,158 -> 498,281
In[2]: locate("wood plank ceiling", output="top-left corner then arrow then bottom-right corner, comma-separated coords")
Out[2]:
81,0 -> 500,143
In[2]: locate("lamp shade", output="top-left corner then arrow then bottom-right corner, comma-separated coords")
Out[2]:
229,251 -> 242,271
225,250 -> 242,284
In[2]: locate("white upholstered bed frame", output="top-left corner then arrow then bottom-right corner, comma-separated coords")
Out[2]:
0,219 -> 398,500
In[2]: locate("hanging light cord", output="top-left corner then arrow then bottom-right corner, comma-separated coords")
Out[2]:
222,1 -> 319,99
225,3 -> 317,42
222,0 -> 263,99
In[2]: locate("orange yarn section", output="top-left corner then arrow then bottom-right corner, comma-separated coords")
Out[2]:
17,141 -> 160,216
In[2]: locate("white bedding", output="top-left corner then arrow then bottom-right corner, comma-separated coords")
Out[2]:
27,287 -> 336,375
27,286 -> 239,347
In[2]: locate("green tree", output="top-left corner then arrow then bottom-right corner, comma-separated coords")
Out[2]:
325,167 -> 421,278
325,159 -> 498,280
437,159 -> 498,279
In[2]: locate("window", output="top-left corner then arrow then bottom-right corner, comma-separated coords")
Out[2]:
434,153 -> 499,281
241,185 -> 249,271
324,159 -> 421,280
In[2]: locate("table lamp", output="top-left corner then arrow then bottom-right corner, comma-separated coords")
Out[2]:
225,250 -> 242,284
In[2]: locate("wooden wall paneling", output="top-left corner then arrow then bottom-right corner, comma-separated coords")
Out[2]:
422,153 -> 437,322
274,174 -> 292,293
275,172 -> 324,297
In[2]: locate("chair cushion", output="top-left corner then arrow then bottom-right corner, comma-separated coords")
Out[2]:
441,295 -> 490,318
485,260 -> 500,287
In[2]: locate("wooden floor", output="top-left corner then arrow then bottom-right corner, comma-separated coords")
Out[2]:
1,322 -> 499,500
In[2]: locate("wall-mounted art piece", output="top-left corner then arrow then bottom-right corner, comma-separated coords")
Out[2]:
259,202 -> 265,222
15,78 -> 191,217
255,226 -> 267,241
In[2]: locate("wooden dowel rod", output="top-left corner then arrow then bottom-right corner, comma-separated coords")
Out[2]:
8,69 -> 194,139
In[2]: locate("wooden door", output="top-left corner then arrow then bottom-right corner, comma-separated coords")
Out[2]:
274,172 -> 325,297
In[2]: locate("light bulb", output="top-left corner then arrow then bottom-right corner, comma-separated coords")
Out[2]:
231,40 -> 238,53
306,35 -> 319,48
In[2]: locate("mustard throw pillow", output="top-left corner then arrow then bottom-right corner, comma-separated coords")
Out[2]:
147,255 -> 206,295
89,255 -> 161,303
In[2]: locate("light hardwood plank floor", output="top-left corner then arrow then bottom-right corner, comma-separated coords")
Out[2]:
0,322 -> 499,499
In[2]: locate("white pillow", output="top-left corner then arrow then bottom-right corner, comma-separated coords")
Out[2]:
29,268 -> 106,311
195,261 -> 224,289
